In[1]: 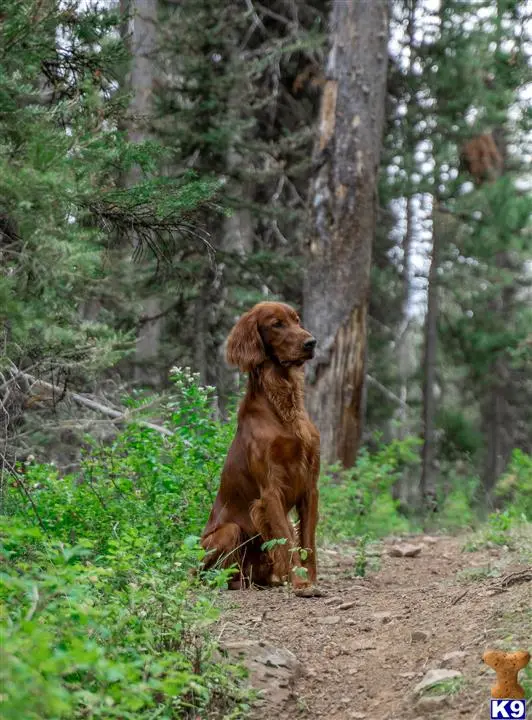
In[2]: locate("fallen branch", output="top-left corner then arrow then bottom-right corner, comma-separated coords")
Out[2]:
366,374 -> 411,411
499,568 -> 532,588
9,368 -> 174,438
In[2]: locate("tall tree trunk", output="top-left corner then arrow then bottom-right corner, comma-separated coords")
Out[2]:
478,3 -> 517,499
304,0 -> 389,467
395,0 -> 416,442
420,209 -> 441,507
199,77 -> 255,415
481,248 -> 515,501
120,0 -> 163,387
396,189 -> 414,441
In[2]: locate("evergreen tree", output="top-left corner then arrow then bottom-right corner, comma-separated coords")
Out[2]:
0,0 -> 222,461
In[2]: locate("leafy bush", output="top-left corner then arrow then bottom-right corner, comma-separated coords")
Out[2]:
433,465 -> 480,532
318,437 -> 421,541
495,449 -> 532,520
1,369 -> 250,719
0,521 -> 250,720
10,367 -> 234,554
437,408 -> 483,462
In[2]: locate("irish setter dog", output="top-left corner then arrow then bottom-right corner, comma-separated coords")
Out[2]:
201,302 -> 320,593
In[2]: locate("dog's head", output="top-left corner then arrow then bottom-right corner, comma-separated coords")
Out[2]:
226,302 -> 317,372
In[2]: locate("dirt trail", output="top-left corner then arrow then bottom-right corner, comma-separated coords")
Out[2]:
217,534 -> 531,720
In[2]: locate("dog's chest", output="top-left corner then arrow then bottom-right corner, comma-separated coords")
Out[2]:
271,420 -> 318,484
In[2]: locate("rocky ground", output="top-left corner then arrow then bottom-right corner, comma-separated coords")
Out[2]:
216,531 -> 531,720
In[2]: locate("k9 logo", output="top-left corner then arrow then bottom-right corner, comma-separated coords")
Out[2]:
490,699 -> 527,719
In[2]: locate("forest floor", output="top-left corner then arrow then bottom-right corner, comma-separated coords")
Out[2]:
216,528 -> 531,720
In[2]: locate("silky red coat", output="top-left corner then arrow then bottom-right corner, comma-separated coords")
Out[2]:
201,302 -> 320,591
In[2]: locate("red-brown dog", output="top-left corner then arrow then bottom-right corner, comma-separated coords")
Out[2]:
201,302 -> 320,592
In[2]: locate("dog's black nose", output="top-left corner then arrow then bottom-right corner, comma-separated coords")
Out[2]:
304,338 -> 317,351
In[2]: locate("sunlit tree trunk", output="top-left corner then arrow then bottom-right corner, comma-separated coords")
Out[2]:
420,210 -> 441,508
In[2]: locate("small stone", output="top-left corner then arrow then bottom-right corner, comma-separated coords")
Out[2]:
256,647 -> 299,670
324,596 -> 341,605
399,672 -> 417,679
441,650 -> 467,669
339,601 -> 357,610
389,543 -> 424,558
413,669 -> 463,694
348,640 -> 377,651
373,611 -> 393,623
422,536 -> 440,545
411,630 -> 429,643
416,695 -> 449,711
349,713 -> 366,719
346,619 -> 357,625
317,615 -> 341,625
294,585 -> 327,598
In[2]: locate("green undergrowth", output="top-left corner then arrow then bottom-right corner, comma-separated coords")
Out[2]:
2,370 -> 530,718
461,508 -> 531,556
1,369 -> 249,720
0,521 -> 250,720
317,437 -> 421,541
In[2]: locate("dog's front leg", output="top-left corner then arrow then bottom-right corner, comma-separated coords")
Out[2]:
296,483 -> 319,583
250,486 -> 306,588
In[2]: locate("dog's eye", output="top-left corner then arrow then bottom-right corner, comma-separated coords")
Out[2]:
272,320 -> 283,328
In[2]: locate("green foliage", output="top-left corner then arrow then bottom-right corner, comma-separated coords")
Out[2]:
0,521 -> 250,720
422,677 -> 466,697
437,409 -> 483,462
433,467 -> 480,532
354,535 -> 370,578
261,538 -> 287,552
461,507 -> 527,552
1,371 -> 250,719
485,509 -> 515,547
0,0 -> 224,380
318,438 -> 421,541
495,450 -> 532,520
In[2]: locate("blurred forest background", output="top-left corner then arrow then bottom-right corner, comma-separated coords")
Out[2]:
2,0 -> 531,505
1,1 -> 531,718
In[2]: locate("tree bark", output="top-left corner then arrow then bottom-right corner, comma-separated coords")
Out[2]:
395,0 -> 417,442
420,210 -> 441,507
120,0 -> 163,387
477,1 -> 518,498
396,195 -> 414,441
304,0 -> 389,467
481,248 -> 515,501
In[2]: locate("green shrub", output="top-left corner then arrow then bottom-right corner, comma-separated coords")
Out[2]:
1,369 -> 249,719
318,437 -> 421,541
14,367 -> 234,554
495,449 -> 532,520
434,466 -> 480,532
437,408 -> 483,462
0,520 -> 249,720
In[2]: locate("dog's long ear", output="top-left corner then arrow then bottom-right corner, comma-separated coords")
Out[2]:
226,310 -> 266,372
